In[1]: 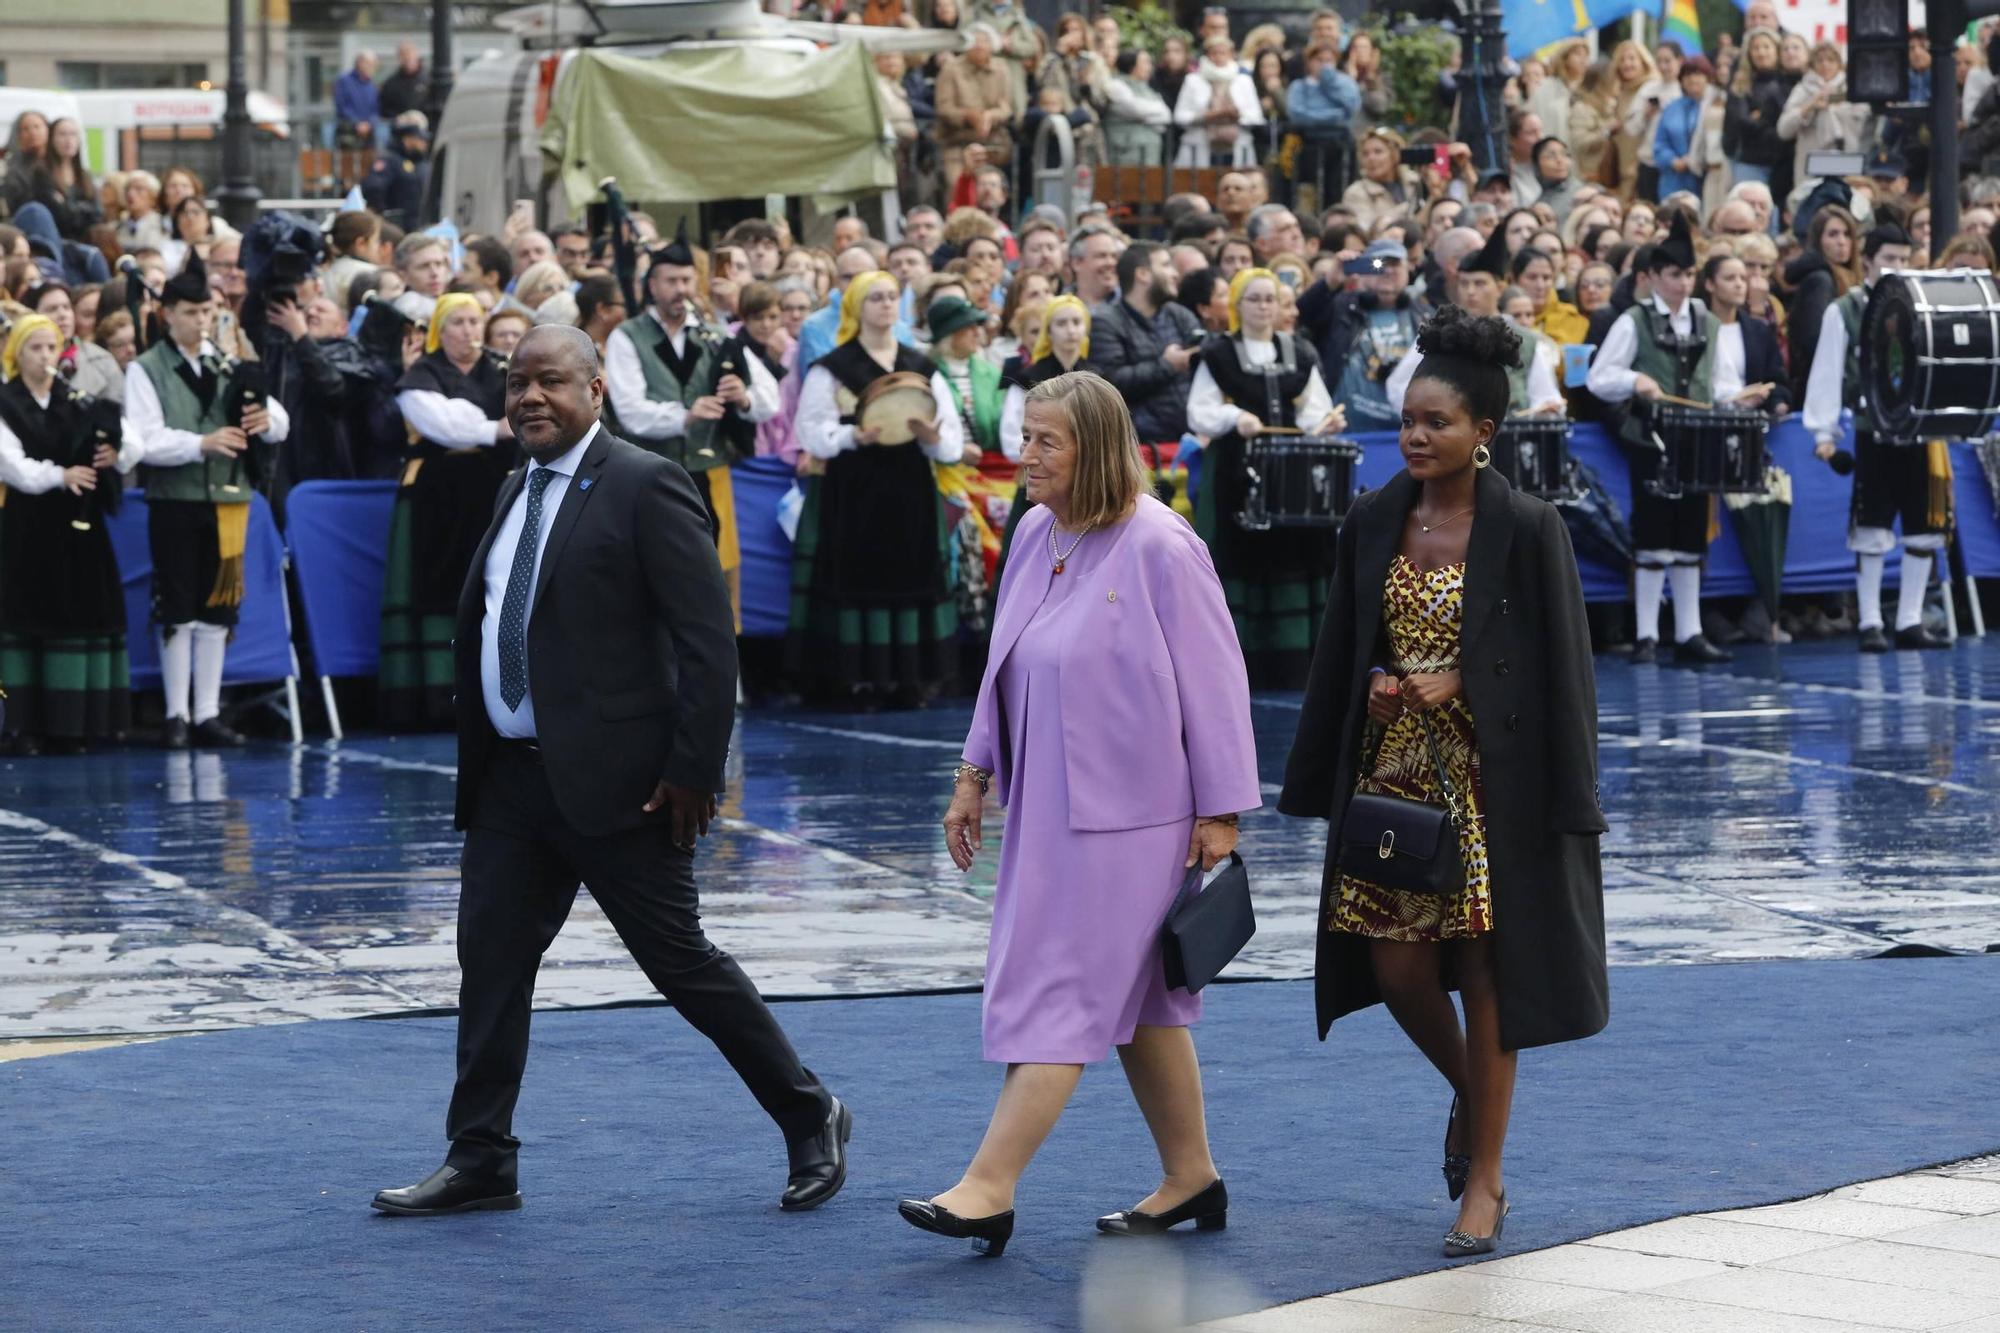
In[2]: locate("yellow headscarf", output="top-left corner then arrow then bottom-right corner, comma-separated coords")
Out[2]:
1030,293 -> 1092,363
1226,267 -> 1279,335
425,292 -> 484,355
2,314 -> 59,382
834,271 -> 899,347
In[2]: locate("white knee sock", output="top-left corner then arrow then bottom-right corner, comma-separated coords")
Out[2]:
1896,551 -> 1933,631
1634,567 -> 1667,642
160,625 -> 194,721
191,623 -> 229,724
1668,564 -> 1703,644
1856,553 -> 1887,631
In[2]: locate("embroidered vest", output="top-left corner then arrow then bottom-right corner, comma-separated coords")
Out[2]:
1616,299 -> 1718,449
136,340 -> 242,504
607,316 -> 723,470
1836,285 -> 1869,413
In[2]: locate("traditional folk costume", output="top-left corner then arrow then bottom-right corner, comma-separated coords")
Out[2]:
1804,272 -> 1954,651
994,297 -> 1091,583
787,272 -> 965,699
123,260 -> 292,741
1187,268 -> 1338,689
1585,214 -> 1740,663
605,230 -> 779,627
0,317 -> 142,748
926,295 -> 1009,633
379,293 -> 515,728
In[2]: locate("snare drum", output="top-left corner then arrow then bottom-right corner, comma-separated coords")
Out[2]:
1647,405 -> 1769,496
1234,435 -> 1362,530
1491,415 -> 1576,500
1861,268 -> 2000,440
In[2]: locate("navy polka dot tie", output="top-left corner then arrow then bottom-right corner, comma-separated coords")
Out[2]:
498,468 -> 555,713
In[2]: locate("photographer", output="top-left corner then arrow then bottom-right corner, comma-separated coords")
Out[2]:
238,213 -> 339,521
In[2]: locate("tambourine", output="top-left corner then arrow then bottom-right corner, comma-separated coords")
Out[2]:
855,371 -> 936,446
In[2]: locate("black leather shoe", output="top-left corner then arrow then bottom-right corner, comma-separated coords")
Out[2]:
1672,634 -> 1732,665
192,718 -> 247,748
1896,624 -> 1951,650
162,717 -> 190,750
1629,638 -> 1657,665
1097,1178 -> 1228,1236
1442,1095 -> 1470,1202
1444,1193 -> 1510,1258
1858,625 -> 1891,653
781,1097 -> 851,1211
897,1198 -> 1016,1256
371,1164 -> 522,1216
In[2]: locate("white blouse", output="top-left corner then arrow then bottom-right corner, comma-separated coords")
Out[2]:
1186,336 -> 1334,438
0,387 -> 144,494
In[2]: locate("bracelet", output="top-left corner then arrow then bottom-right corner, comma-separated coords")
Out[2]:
1197,813 -> 1239,827
953,762 -> 992,795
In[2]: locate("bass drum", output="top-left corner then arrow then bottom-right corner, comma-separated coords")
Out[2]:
1862,268 -> 2000,441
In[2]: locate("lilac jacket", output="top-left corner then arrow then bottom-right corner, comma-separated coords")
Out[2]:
963,495 -> 1263,832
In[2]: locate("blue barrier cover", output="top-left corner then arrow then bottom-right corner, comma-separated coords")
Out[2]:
731,457 -> 798,639
286,481 -> 399,678
107,492 -> 294,690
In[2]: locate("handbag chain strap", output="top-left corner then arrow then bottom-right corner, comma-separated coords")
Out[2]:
1361,712 -> 1466,828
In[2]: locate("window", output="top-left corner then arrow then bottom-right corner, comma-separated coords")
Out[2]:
56,62 -> 210,92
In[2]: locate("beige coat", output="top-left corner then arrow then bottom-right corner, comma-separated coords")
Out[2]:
935,57 -> 1016,154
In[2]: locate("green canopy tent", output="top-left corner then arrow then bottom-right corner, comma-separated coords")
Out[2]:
541,43 -> 897,210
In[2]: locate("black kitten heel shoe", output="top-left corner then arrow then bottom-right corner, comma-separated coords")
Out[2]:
1442,1095 -> 1470,1202
1096,1179 -> 1229,1236
1443,1193 -> 1510,1259
897,1198 -> 1016,1257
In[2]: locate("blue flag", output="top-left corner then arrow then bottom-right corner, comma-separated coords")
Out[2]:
1508,0 -> 1583,57
1582,0 -> 1652,28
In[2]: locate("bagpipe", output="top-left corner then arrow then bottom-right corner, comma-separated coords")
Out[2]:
600,176 -> 642,321
200,344 -> 271,497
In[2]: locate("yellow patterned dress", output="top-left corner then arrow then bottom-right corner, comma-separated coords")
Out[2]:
1333,555 -> 1493,941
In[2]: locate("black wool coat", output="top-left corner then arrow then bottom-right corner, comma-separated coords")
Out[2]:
1277,465 -> 1610,1052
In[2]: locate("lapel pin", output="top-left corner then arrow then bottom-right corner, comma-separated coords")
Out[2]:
578,478 -> 594,491
1107,589 -> 1117,603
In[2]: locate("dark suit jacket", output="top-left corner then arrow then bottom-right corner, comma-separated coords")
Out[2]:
1277,466 -> 1608,1052
453,425 -> 737,838
1737,314 -> 1793,417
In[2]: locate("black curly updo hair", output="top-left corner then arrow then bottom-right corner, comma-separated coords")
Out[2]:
1409,303 -> 1522,428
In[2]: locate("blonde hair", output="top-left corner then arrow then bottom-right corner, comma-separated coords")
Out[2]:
1022,371 -> 1147,529
1609,39 -> 1659,88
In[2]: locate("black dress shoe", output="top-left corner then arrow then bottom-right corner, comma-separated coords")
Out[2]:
1629,638 -> 1658,665
1859,625 -> 1891,653
781,1097 -> 851,1211
371,1164 -> 522,1216
161,718 -> 190,750
1097,1178 -> 1228,1236
1444,1193 -> 1510,1258
1442,1095 -> 1470,1203
192,718 -> 247,748
897,1198 -> 1016,1257
1673,634 -> 1732,665
1896,624 -> 1951,650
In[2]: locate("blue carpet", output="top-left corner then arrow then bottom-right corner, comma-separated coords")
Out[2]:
5,958 -> 1997,1332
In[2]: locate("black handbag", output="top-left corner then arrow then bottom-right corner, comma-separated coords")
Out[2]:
1162,851 -> 1255,994
1335,713 -> 1467,897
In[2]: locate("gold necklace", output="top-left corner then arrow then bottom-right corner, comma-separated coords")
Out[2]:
1049,520 -> 1094,574
1418,506 -> 1473,534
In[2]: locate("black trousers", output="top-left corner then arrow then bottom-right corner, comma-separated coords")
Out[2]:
1850,434 -> 1944,539
148,499 -> 239,628
445,744 -> 830,1176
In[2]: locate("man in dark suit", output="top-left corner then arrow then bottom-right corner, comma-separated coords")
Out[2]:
372,326 -> 850,1217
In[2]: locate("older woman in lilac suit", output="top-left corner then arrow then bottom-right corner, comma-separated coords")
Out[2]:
898,371 -> 1261,1258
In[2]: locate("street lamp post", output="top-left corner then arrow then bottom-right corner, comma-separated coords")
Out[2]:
431,1 -> 456,138
216,0 -> 262,232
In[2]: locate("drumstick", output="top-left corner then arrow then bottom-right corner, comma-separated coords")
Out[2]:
1655,392 -> 1712,409
1255,425 -> 1305,436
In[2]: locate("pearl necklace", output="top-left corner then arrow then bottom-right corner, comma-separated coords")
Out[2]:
1049,520 -> 1094,574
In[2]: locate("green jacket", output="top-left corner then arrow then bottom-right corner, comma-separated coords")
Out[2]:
136,340 -> 244,504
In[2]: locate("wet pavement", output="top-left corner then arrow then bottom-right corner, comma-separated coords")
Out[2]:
3,640 -> 1996,1038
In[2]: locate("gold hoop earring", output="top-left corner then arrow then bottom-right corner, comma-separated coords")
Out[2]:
1473,444 -> 1492,469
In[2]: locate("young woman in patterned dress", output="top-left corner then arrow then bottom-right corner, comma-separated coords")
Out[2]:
1279,305 -> 1607,1259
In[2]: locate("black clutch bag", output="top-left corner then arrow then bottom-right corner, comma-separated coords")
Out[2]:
1335,713 -> 1466,897
1162,851 -> 1254,994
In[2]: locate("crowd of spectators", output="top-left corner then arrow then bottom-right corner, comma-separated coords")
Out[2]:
0,4 -> 1998,720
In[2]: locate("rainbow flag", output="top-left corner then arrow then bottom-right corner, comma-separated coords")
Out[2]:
1661,0 -> 1702,55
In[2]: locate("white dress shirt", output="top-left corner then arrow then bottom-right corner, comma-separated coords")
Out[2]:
794,362 -> 965,464
1387,345 -> 1563,416
1586,295 -> 1744,404
605,310 -> 779,443
1802,300 -> 1853,445
0,387 -> 144,492
124,340 -> 293,466
480,423 -> 599,738
1186,337 -> 1335,437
